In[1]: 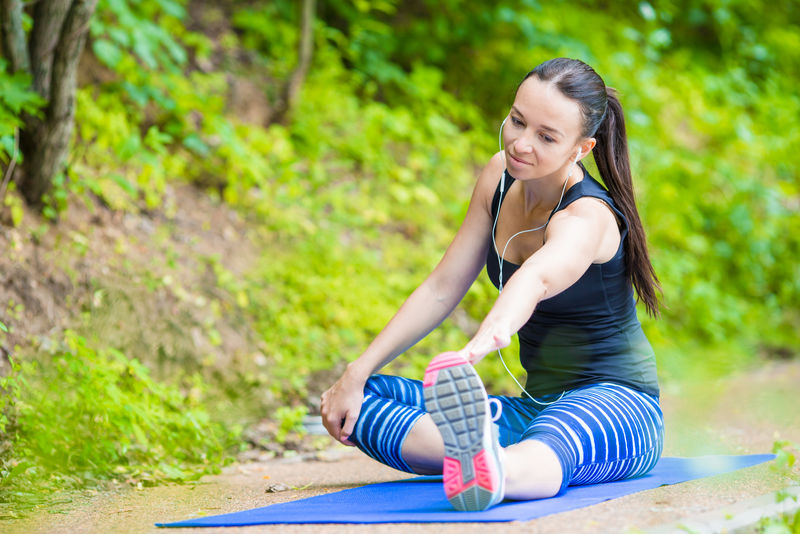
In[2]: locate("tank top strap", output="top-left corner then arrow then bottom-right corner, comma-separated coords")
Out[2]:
491,168 -> 628,243
549,170 -> 630,243
490,169 -> 514,219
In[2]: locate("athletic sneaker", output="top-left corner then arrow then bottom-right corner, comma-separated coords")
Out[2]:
422,352 -> 505,511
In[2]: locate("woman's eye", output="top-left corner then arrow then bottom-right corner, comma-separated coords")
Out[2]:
511,117 -> 523,126
541,134 -> 554,143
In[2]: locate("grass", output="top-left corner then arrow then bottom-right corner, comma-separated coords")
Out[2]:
0,331 -> 240,515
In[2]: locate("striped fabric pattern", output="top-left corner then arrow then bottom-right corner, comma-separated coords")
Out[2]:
521,382 -> 664,493
350,375 -> 428,472
348,375 -> 664,493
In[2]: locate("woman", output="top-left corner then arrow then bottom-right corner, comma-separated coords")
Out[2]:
320,58 -> 664,512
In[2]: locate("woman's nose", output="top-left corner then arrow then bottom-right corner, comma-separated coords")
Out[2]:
513,134 -> 534,154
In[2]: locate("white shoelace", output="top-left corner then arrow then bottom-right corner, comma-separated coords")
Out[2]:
488,397 -> 503,423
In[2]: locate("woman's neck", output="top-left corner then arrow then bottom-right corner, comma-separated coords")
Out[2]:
518,162 -> 583,214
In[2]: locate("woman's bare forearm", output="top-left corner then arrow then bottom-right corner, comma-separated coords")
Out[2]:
343,153 -> 501,380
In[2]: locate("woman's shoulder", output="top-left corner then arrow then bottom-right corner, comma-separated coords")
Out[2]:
552,173 -> 625,260
473,151 -> 507,212
480,151 -> 506,186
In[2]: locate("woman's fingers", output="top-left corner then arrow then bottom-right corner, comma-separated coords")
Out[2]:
320,390 -> 342,439
323,410 -> 349,444
460,330 -> 512,364
493,333 -> 511,349
340,408 -> 360,447
320,383 -> 363,446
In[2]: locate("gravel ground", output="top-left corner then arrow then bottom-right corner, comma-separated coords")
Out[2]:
5,360 -> 799,534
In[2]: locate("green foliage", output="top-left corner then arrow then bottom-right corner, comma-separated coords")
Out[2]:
274,406 -> 308,444
231,2 -> 298,83
53,0 -> 800,406
235,0 -> 799,396
0,358 -> 21,435
0,331 -> 237,506
773,439 -> 800,479
90,0 -> 189,74
0,59 -> 45,162
2,0 -> 799,504
763,439 -> 800,532
758,508 -> 800,534
60,0 -> 216,212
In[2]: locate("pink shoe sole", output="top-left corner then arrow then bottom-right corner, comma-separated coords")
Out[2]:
423,352 -> 505,511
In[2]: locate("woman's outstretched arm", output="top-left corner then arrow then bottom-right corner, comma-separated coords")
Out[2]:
320,151 -> 505,445
459,196 -> 621,364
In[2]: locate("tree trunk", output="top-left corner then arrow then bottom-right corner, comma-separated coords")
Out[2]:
29,0 -> 72,98
0,0 -> 30,73
1,0 -> 97,208
269,0 -> 315,125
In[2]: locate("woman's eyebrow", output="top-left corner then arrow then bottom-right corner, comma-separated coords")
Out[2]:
511,105 -> 564,137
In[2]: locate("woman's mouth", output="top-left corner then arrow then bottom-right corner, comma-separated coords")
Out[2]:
509,153 -> 533,166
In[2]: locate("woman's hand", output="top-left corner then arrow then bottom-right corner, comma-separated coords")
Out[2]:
458,321 -> 512,365
320,366 -> 368,446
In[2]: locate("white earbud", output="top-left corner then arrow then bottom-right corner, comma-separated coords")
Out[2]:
567,151 -> 581,179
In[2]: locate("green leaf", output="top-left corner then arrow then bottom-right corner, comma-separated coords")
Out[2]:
10,202 -> 22,227
109,173 -> 138,196
131,423 -> 149,447
93,39 -> 122,68
182,134 -> 209,156
132,29 -> 158,69
42,206 -> 57,221
1,461 -> 33,485
158,0 -> 186,19
108,27 -> 131,47
121,82 -> 150,107
0,70 -> 45,115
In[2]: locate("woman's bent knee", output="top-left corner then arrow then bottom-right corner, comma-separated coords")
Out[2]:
400,414 -> 444,474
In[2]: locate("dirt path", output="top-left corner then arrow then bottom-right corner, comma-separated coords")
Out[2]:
5,360 -> 800,534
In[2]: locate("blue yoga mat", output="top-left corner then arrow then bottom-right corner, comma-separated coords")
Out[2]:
157,454 -> 774,527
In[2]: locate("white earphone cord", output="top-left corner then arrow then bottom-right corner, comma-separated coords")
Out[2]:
492,117 -> 580,406
491,178 -> 567,406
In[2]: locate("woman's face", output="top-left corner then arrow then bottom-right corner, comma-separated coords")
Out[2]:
502,77 -> 586,180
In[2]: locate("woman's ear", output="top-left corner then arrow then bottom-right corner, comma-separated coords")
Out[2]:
577,138 -> 597,161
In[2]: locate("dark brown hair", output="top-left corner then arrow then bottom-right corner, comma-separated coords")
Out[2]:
520,58 -> 661,316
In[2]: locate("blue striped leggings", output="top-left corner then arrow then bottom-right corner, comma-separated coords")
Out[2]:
349,375 -> 664,494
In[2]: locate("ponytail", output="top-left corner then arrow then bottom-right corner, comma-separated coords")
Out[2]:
594,88 -> 661,316
522,58 -> 661,316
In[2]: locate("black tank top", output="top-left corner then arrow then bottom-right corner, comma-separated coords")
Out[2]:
486,168 -> 659,398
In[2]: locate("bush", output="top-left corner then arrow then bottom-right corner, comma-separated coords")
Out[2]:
0,331 -> 238,508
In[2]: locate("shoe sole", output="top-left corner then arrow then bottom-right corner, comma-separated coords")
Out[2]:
423,352 -> 504,511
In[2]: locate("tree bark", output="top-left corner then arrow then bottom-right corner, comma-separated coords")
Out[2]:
16,0 -> 98,207
0,0 -> 30,73
269,0 -> 315,125
29,0 -> 72,98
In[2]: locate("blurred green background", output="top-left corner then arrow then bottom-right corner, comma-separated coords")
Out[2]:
1,0 -> 798,512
